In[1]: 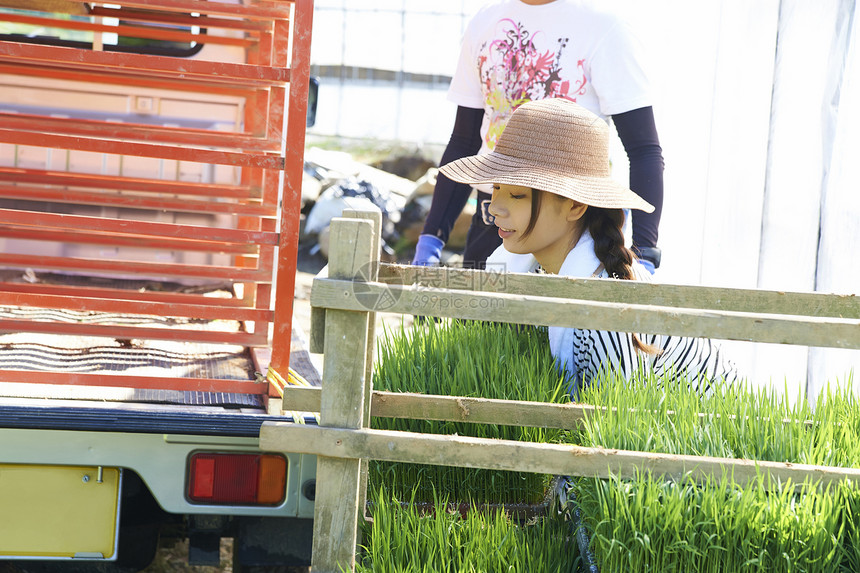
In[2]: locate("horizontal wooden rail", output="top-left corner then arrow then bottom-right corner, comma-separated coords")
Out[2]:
281,387 -> 590,429
280,387 -> 816,431
260,424 -> 860,490
380,264 -> 860,319
0,168 -> 261,200
311,277 -> 860,349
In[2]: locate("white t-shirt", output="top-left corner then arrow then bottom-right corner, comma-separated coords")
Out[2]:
448,0 -> 652,157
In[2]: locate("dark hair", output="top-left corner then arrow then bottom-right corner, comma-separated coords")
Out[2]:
522,188 -> 545,238
526,190 -> 661,355
581,206 -> 634,279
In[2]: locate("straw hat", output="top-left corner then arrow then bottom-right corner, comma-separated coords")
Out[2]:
439,98 -> 655,213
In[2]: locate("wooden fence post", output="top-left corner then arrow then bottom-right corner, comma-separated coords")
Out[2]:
311,210 -> 378,572
342,209 -> 382,522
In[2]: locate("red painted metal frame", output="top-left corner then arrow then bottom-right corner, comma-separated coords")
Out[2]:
0,184 -> 277,218
0,129 -> 285,169
0,168 -> 262,199
0,12 -> 256,48
0,209 -> 279,245
0,62 -> 255,97
0,0 -> 313,395
0,113 -> 284,153
13,0 -> 292,20
68,0 -> 294,20
87,7 -> 271,32
271,4 -> 312,376
0,281 -> 251,307
1,43 -> 291,86
0,227 -> 261,255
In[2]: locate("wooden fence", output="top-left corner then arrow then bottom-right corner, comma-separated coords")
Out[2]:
260,208 -> 860,572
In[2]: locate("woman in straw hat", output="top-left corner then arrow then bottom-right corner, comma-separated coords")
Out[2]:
414,0 -> 663,274
440,98 -> 737,394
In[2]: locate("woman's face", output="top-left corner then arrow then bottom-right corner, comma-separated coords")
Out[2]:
488,184 -> 585,274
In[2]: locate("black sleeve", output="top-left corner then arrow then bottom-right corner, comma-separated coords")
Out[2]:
421,105 -> 484,243
612,106 -> 664,251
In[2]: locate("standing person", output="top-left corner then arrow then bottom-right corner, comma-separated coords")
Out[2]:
439,98 -> 735,394
413,0 -> 664,272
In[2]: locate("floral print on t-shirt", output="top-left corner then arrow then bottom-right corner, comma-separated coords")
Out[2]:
478,18 -> 587,149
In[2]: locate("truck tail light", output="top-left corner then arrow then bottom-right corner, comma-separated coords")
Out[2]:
187,453 -> 287,506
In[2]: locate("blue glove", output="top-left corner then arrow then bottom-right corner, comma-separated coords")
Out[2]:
412,234 -> 444,266
637,258 -> 656,275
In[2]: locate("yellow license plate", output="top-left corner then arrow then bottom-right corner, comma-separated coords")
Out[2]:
0,464 -> 121,560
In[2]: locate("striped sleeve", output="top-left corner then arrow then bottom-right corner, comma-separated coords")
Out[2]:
569,329 -> 737,393
556,269 -> 739,393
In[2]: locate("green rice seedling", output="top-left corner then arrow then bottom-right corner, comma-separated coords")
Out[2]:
564,369 -> 858,572
355,487 -> 580,573
568,369 -> 860,469
370,319 -> 569,504
572,471 -> 844,573
369,319 -> 859,570
569,368 -> 737,459
839,481 -> 860,572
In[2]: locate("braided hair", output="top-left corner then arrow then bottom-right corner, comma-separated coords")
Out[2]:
582,205 -> 661,355
582,206 -> 634,280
